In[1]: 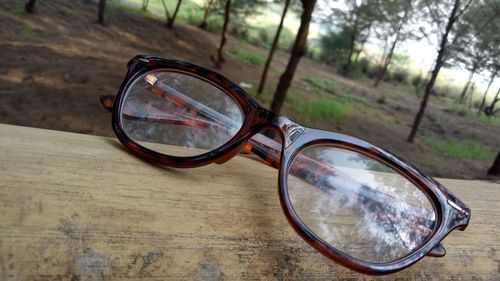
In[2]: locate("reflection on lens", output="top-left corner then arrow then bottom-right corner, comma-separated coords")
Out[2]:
120,70 -> 244,157
287,145 -> 436,263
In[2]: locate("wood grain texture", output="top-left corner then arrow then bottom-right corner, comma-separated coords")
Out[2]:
0,124 -> 498,281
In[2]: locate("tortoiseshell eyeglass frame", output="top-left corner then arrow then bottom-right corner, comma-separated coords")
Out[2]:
101,55 -> 470,275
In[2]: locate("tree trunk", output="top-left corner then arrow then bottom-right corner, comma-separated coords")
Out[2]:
374,35 -> 399,87
485,88 -> 500,116
478,71 -> 496,115
97,0 -> 106,24
142,0 -> 150,11
162,0 -> 172,26
167,0 -> 183,28
467,82 -> 475,109
373,7 -> 408,87
212,0 -> 232,69
25,0 -> 36,13
488,151 -> 500,175
270,0 -> 317,113
407,0 -> 461,143
458,68 -> 476,103
257,0 -> 291,97
342,22 -> 358,74
354,25 -> 371,65
199,0 -> 217,29
353,43 -> 364,65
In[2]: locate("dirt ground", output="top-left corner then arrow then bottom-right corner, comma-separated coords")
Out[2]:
1,0 -> 499,180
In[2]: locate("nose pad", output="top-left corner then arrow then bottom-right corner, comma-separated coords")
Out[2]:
427,243 -> 446,257
100,93 -> 115,112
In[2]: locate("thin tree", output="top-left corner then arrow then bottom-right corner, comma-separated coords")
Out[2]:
168,0 -> 183,28
199,0 -> 218,29
142,0 -> 150,11
457,65 -> 479,103
447,0 -> 498,104
25,0 -> 36,13
335,1 -> 375,74
484,88 -> 500,116
98,0 -> 106,25
257,0 -> 291,97
270,0 -> 317,114
161,0 -> 171,26
487,151 -> 500,175
478,70 -> 497,115
212,0 -> 232,69
162,0 -> 183,28
407,0 -> 473,142
353,31 -> 370,64
373,0 -> 413,87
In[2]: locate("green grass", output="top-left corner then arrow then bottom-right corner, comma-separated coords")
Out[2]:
287,93 -> 350,124
303,77 -> 339,94
119,0 -> 205,25
424,137 -> 496,162
110,2 -> 150,16
21,27 -> 37,38
476,114 -> 500,127
230,47 -> 265,67
303,77 -> 366,104
273,67 -> 284,77
11,3 -> 25,14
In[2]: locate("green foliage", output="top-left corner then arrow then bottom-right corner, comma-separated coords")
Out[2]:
177,1 -> 205,26
306,45 -> 322,61
361,60 -> 383,79
358,57 -> 372,74
389,68 -> 410,84
411,74 -> 424,88
425,137 -> 496,162
319,28 -> 351,66
206,16 -> 224,33
391,53 -> 412,67
287,94 -> 350,124
230,47 -> 265,66
376,95 -> 386,104
447,0 -> 500,86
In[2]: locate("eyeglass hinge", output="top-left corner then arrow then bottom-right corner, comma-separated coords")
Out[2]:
282,122 -> 306,148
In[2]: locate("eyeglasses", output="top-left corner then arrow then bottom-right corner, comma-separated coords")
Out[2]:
100,55 -> 470,275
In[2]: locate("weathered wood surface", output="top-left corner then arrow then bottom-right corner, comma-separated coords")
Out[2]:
0,124 -> 498,281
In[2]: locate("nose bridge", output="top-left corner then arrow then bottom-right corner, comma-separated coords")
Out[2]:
263,110 -> 305,148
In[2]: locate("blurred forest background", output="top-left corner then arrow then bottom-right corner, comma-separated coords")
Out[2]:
0,0 -> 499,179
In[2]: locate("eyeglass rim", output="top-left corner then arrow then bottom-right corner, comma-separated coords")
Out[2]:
279,134 -> 468,274
109,55 -> 470,275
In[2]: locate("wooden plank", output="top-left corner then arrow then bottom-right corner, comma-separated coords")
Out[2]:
0,124 -> 498,280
